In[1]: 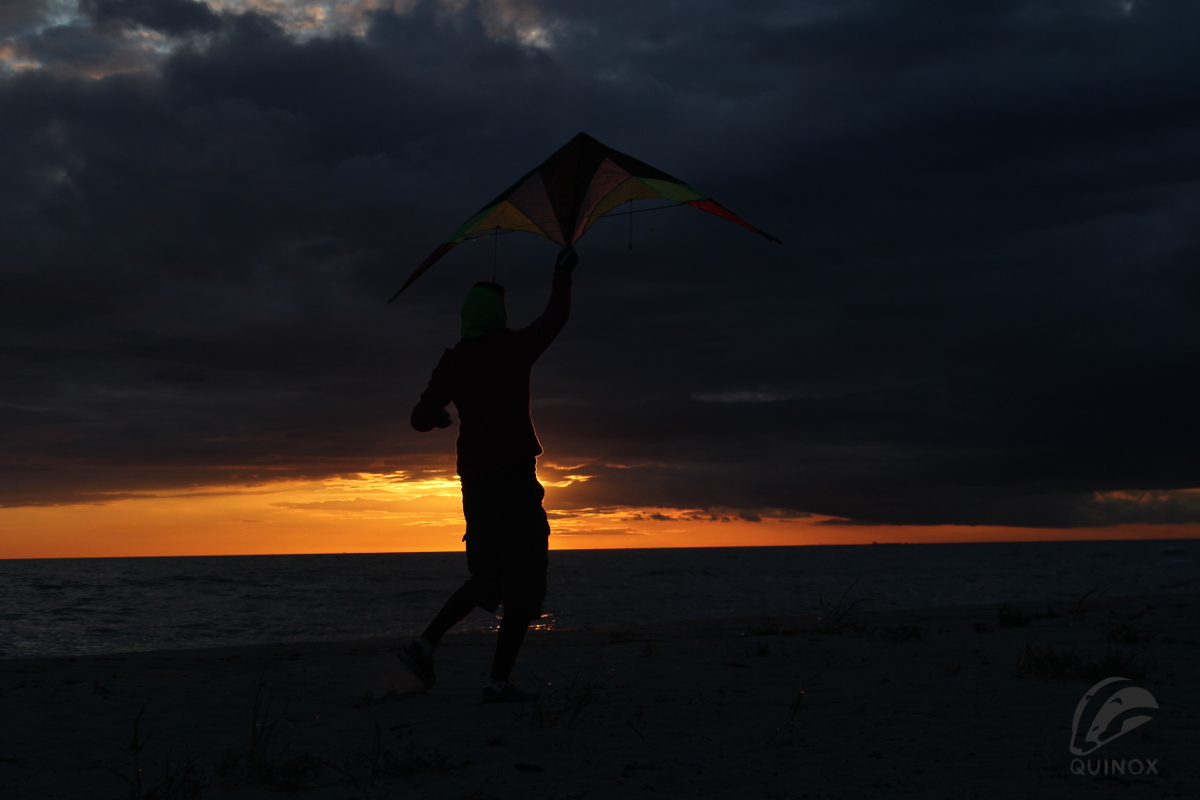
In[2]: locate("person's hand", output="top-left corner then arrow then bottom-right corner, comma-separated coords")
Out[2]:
555,245 -> 579,273
434,408 -> 453,428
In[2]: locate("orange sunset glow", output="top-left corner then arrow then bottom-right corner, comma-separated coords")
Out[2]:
3,471 -> 1197,560
5,1 -> 1200,564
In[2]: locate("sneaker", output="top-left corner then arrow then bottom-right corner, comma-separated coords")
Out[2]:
398,640 -> 436,688
482,682 -> 539,703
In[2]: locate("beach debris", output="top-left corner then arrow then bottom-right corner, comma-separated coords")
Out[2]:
742,620 -> 801,637
1017,643 -> 1156,681
1106,619 -> 1158,644
352,688 -> 409,707
996,603 -> 1056,628
1161,635 -> 1200,645
997,604 -> 1034,627
880,624 -> 925,642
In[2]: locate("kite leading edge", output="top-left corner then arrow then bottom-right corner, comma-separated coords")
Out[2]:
388,132 -> 781,301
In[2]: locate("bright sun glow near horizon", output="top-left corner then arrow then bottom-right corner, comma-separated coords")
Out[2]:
2,472 -> 1197,560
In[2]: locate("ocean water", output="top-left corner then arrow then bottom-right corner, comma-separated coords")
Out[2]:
0,539 -> 1195,659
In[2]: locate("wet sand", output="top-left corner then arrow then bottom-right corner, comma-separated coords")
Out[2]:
1,591 -> 1195,798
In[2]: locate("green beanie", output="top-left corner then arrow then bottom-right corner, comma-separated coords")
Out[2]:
460,284 -> 507,340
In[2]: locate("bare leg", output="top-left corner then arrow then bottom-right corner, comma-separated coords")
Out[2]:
421,582 -> 481,645
489,612 -> 533,683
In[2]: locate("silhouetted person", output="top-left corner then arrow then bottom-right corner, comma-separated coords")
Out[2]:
400,246 -> 577,703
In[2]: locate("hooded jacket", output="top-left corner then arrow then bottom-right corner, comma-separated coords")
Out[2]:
411,268 -> 572,477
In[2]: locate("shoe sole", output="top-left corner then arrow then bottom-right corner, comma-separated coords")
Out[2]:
397,650 -> 436,688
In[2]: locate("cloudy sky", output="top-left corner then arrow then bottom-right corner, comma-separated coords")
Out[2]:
3,0 -> 1199,556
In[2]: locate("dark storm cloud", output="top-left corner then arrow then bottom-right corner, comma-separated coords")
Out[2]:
82,0 -> 222,37
0,0 -> 48,32
2,0 -> 1199,528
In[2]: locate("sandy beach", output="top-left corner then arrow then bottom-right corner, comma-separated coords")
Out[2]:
1,590 -> 1195,799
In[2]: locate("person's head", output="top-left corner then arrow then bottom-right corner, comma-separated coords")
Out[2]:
460,281 -> 507,340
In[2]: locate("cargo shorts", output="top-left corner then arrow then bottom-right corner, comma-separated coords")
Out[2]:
459,459 -> 550,620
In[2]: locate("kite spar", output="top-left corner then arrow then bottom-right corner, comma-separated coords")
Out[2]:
388,132 -> 780,301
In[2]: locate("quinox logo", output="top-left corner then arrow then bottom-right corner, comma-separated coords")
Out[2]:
1068,676 -> 1160,777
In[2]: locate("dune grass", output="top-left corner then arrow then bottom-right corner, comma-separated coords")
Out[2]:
105,706 -> 209,800
814,585 -> 873,635
98,677 -> 469,797
515,670 -> 614,732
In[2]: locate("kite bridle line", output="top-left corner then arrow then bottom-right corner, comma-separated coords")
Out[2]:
492,226 -> 499,282
390,200 -> 733,301
628,198 -> 634,250
453,200 -> 687,287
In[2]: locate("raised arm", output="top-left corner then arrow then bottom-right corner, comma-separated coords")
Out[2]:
520,246 -> 577,358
